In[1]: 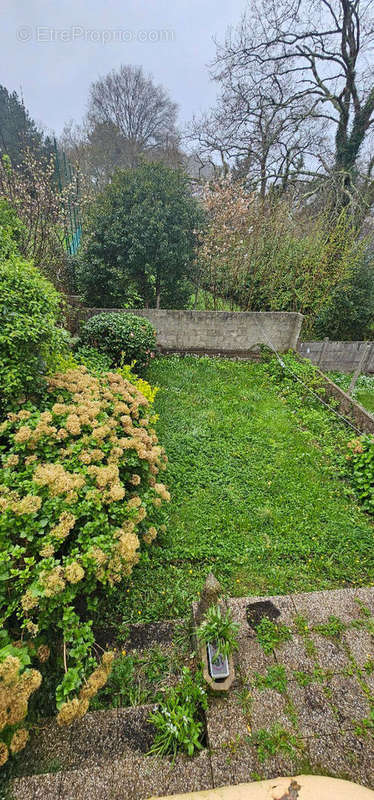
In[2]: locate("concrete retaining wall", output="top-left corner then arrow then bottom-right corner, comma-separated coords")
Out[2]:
295,354 -> 374,434
315,370 -> 374,434
299,340 -> 374,374
66,301 -> 303,357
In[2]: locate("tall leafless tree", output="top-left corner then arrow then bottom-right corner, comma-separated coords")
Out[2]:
61,117 -> 183,190
87,65 -> 179,167
212,0 -> 374,217
188,66 -> 322,197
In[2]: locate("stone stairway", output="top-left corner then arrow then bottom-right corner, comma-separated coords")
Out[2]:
9,587 -> 374,799
10,617 -> 212,800
12,705 -> 214,800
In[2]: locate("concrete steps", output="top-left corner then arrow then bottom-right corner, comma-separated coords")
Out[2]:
11,704 -> 213,800
9,588 -> 374,798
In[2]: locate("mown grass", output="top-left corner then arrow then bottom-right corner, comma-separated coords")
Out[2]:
101,355 -> 374,627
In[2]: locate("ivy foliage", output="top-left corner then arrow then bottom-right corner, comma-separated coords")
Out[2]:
346,435 -> 374,513
313,252 -> 374,340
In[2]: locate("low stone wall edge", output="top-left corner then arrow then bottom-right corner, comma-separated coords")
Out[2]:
64,301 -> 303,355
296,353 -> 374,435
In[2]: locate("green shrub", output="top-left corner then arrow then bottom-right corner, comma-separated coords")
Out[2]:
0,197 -> 25,260
76,161 -> 203,309
0,255 -> 66,415
50,346 -> 112,378
198,186 -> 365,333
0,364 -> 169,763
313,252 -> 374,340
346,435 -> 374,513
74,346 -> 112,375
79,312 -> 157,371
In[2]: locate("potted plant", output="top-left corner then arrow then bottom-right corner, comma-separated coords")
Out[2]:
196,604 -> 239,691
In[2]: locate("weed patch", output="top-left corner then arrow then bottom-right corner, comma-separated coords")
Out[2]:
254,617 -> 292,655
247,724 -> 302,763
292,667 -> 332,687
253,665 -> 288,694
314,616 -> 346,640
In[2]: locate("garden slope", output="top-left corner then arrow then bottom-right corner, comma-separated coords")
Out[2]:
107,356 -> 374,625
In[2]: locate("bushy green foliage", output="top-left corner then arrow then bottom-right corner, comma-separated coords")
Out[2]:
148,667 -> 207,758
50,346 -> 113,378
0,149 -> 78,290
346,435 -> 374,513
74,346 -> 112,375
313,252 -> 374,340
76,161 -> 203,308
0,364 -> 169,755
0,250 -> 66,416
199,184 -> 366,333
197,604 -> 240,660
79,312 -> 157,370
0,197 -> 25,259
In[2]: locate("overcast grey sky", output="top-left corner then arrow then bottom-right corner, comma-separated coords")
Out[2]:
2,0 -> 248,137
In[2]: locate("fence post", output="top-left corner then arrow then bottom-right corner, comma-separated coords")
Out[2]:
348,342 -> 372,396
317,337 -> 329,368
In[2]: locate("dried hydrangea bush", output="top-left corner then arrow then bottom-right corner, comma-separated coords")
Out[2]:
0,650 -> 41,766
0,365 -> 169,762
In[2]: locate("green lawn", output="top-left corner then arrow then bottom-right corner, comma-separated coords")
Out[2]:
356,390 -> 374,414
328,370 -> 374,414
102,356 -> 374,627
356,389 -> 374,414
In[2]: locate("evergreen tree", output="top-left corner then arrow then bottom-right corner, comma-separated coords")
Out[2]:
77,162 -> 204,308
0,85 -> 46,166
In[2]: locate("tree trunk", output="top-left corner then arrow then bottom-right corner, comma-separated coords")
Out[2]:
156,277 -> 161,309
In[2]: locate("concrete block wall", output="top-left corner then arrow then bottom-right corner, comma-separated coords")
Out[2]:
300,363 -> 374,434
66,301 -> 304,357
299,340 -> 374,374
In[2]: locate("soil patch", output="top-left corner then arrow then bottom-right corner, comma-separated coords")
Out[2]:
246,600 -> 281,630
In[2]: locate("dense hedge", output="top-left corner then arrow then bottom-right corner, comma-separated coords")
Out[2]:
80,312 -> 157,371
0,365 -> 169,763
0,253 -> 66,417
